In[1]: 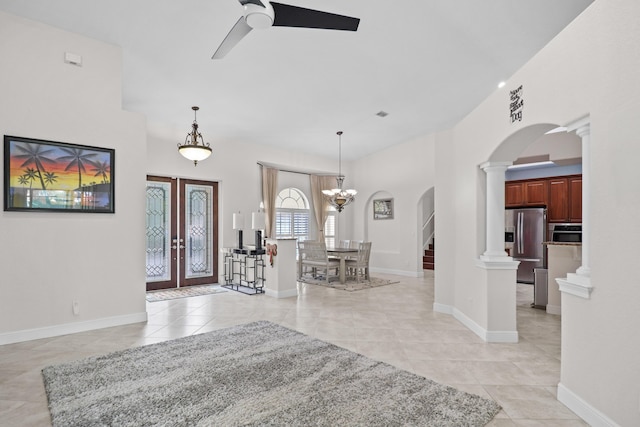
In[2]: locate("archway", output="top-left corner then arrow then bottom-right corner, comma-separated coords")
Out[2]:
481,120 -> 589,342
418,187 -> 435,272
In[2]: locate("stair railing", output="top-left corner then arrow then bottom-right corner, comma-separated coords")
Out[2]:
422,211 -> 435,250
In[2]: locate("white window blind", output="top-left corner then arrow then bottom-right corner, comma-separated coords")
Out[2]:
275,188 -> 310,241
324,214 -> 336,247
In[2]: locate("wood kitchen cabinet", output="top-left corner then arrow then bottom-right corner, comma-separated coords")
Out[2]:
505,182 -> 524,207
568,176 -> 582,222
523,180 -> 548,206
548,178 -> 569,222
507,174 -> 582,222
505,179 -> 547,207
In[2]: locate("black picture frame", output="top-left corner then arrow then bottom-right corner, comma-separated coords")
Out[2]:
3,135 -> 115,213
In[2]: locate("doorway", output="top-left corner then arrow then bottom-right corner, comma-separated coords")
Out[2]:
145,176 -> 219,291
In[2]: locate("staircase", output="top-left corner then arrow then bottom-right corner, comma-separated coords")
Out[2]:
423,243 -> 435,270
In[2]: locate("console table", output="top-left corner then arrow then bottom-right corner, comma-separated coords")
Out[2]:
222,249 -> 266,295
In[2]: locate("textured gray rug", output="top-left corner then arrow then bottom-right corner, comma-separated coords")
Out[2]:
42,321 -> 501,426
299,275 -> 400,291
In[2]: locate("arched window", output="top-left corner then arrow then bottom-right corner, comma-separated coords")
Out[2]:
275,188 -> 310,241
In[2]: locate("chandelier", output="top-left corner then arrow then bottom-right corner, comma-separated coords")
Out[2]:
177,106 -> 212,166
322,131 -> 357,212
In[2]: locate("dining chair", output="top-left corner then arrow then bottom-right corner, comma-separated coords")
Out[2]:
348,240 -> 361,249
298,241 -> 339,283
344,241 -> 372,283
339,240 -> 350,248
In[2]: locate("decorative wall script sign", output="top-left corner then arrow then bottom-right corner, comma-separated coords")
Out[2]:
510,85 -> 524,123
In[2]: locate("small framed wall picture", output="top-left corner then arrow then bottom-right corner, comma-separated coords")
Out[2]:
373,198 -> 393,220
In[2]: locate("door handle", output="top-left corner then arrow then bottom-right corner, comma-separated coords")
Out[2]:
517,212 -> 522,254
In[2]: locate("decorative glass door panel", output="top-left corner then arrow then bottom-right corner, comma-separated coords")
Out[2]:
146,177 -> 177,291
145,176 -> 218,291
181,181 -> 217,286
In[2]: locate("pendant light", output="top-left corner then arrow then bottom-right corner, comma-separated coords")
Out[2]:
177,106 -> 212,166
322,131 -> 357,212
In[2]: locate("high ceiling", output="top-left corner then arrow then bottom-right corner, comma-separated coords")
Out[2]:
0,0 -> 593,160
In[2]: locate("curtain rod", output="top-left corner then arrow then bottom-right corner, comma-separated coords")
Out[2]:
256,161 -> 335,176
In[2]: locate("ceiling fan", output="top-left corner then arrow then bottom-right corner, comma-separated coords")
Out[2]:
212,0 -> 360,59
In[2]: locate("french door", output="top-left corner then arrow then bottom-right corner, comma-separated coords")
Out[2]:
145,176 -> 219,291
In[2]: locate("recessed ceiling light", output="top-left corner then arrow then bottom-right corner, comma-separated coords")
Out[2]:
376,111 -> 389,118
497,81 -> 506,89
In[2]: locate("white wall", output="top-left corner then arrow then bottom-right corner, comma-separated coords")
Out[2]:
0,12 -> 147,343
351,132 -> 436,276
436,0 -> 640,424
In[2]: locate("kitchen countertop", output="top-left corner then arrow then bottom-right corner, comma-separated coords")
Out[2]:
543,241 -> 582,246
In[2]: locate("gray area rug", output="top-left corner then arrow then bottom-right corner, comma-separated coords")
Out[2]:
299,275 -> 400,291
42,321 -> 501,426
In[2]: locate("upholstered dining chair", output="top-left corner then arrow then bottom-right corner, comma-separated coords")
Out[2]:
297,241 -> 339,283
344,241 -> 372,283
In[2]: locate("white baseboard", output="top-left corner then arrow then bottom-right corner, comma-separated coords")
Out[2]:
433,302 -> 453,314
432,304 -> 518,343
451,308 -> 489,341
557,383 -> 620,427
546,304 -> 562,315
265,288 -> 298,299
485,330 -> 519,343
0,312 -> 148,345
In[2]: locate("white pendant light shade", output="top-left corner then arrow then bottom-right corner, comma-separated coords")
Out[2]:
178,144 -> 212,162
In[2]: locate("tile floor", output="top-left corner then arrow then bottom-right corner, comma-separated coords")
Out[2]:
0,271 -> 588,426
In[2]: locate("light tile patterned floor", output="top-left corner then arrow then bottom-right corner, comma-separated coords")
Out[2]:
0,272 -> 588,426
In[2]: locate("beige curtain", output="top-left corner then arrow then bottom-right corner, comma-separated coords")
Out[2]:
261,166 -> 278,238
310,175 -> 336,242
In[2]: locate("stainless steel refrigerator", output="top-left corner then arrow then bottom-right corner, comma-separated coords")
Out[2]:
505,207 -> 546,283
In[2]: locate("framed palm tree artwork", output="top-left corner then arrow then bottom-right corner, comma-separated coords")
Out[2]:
3,136 -> 115,213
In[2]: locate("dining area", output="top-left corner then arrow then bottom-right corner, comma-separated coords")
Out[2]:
297,240 -> 372,285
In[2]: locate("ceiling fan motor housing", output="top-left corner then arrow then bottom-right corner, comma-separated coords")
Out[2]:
244,3 -> 274,29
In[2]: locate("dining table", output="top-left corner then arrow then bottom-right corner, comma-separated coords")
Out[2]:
326,247 -> 358,284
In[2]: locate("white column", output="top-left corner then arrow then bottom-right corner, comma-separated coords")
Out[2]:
575,124 -> 590,277
480,161 -> 512,261
557,116 -> 592,298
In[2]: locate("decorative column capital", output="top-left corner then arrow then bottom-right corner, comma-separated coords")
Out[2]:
566,115 -> 590,137
480,161 -> 512,172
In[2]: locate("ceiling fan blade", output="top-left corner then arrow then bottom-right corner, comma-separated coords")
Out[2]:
212,17 -> 253,59
239,0 -> 265,6
270,2 -> 359,31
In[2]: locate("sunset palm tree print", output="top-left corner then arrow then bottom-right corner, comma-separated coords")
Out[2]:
12,142 -> 55,190
5,137 -> 114,211
56,147 -> 100,189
